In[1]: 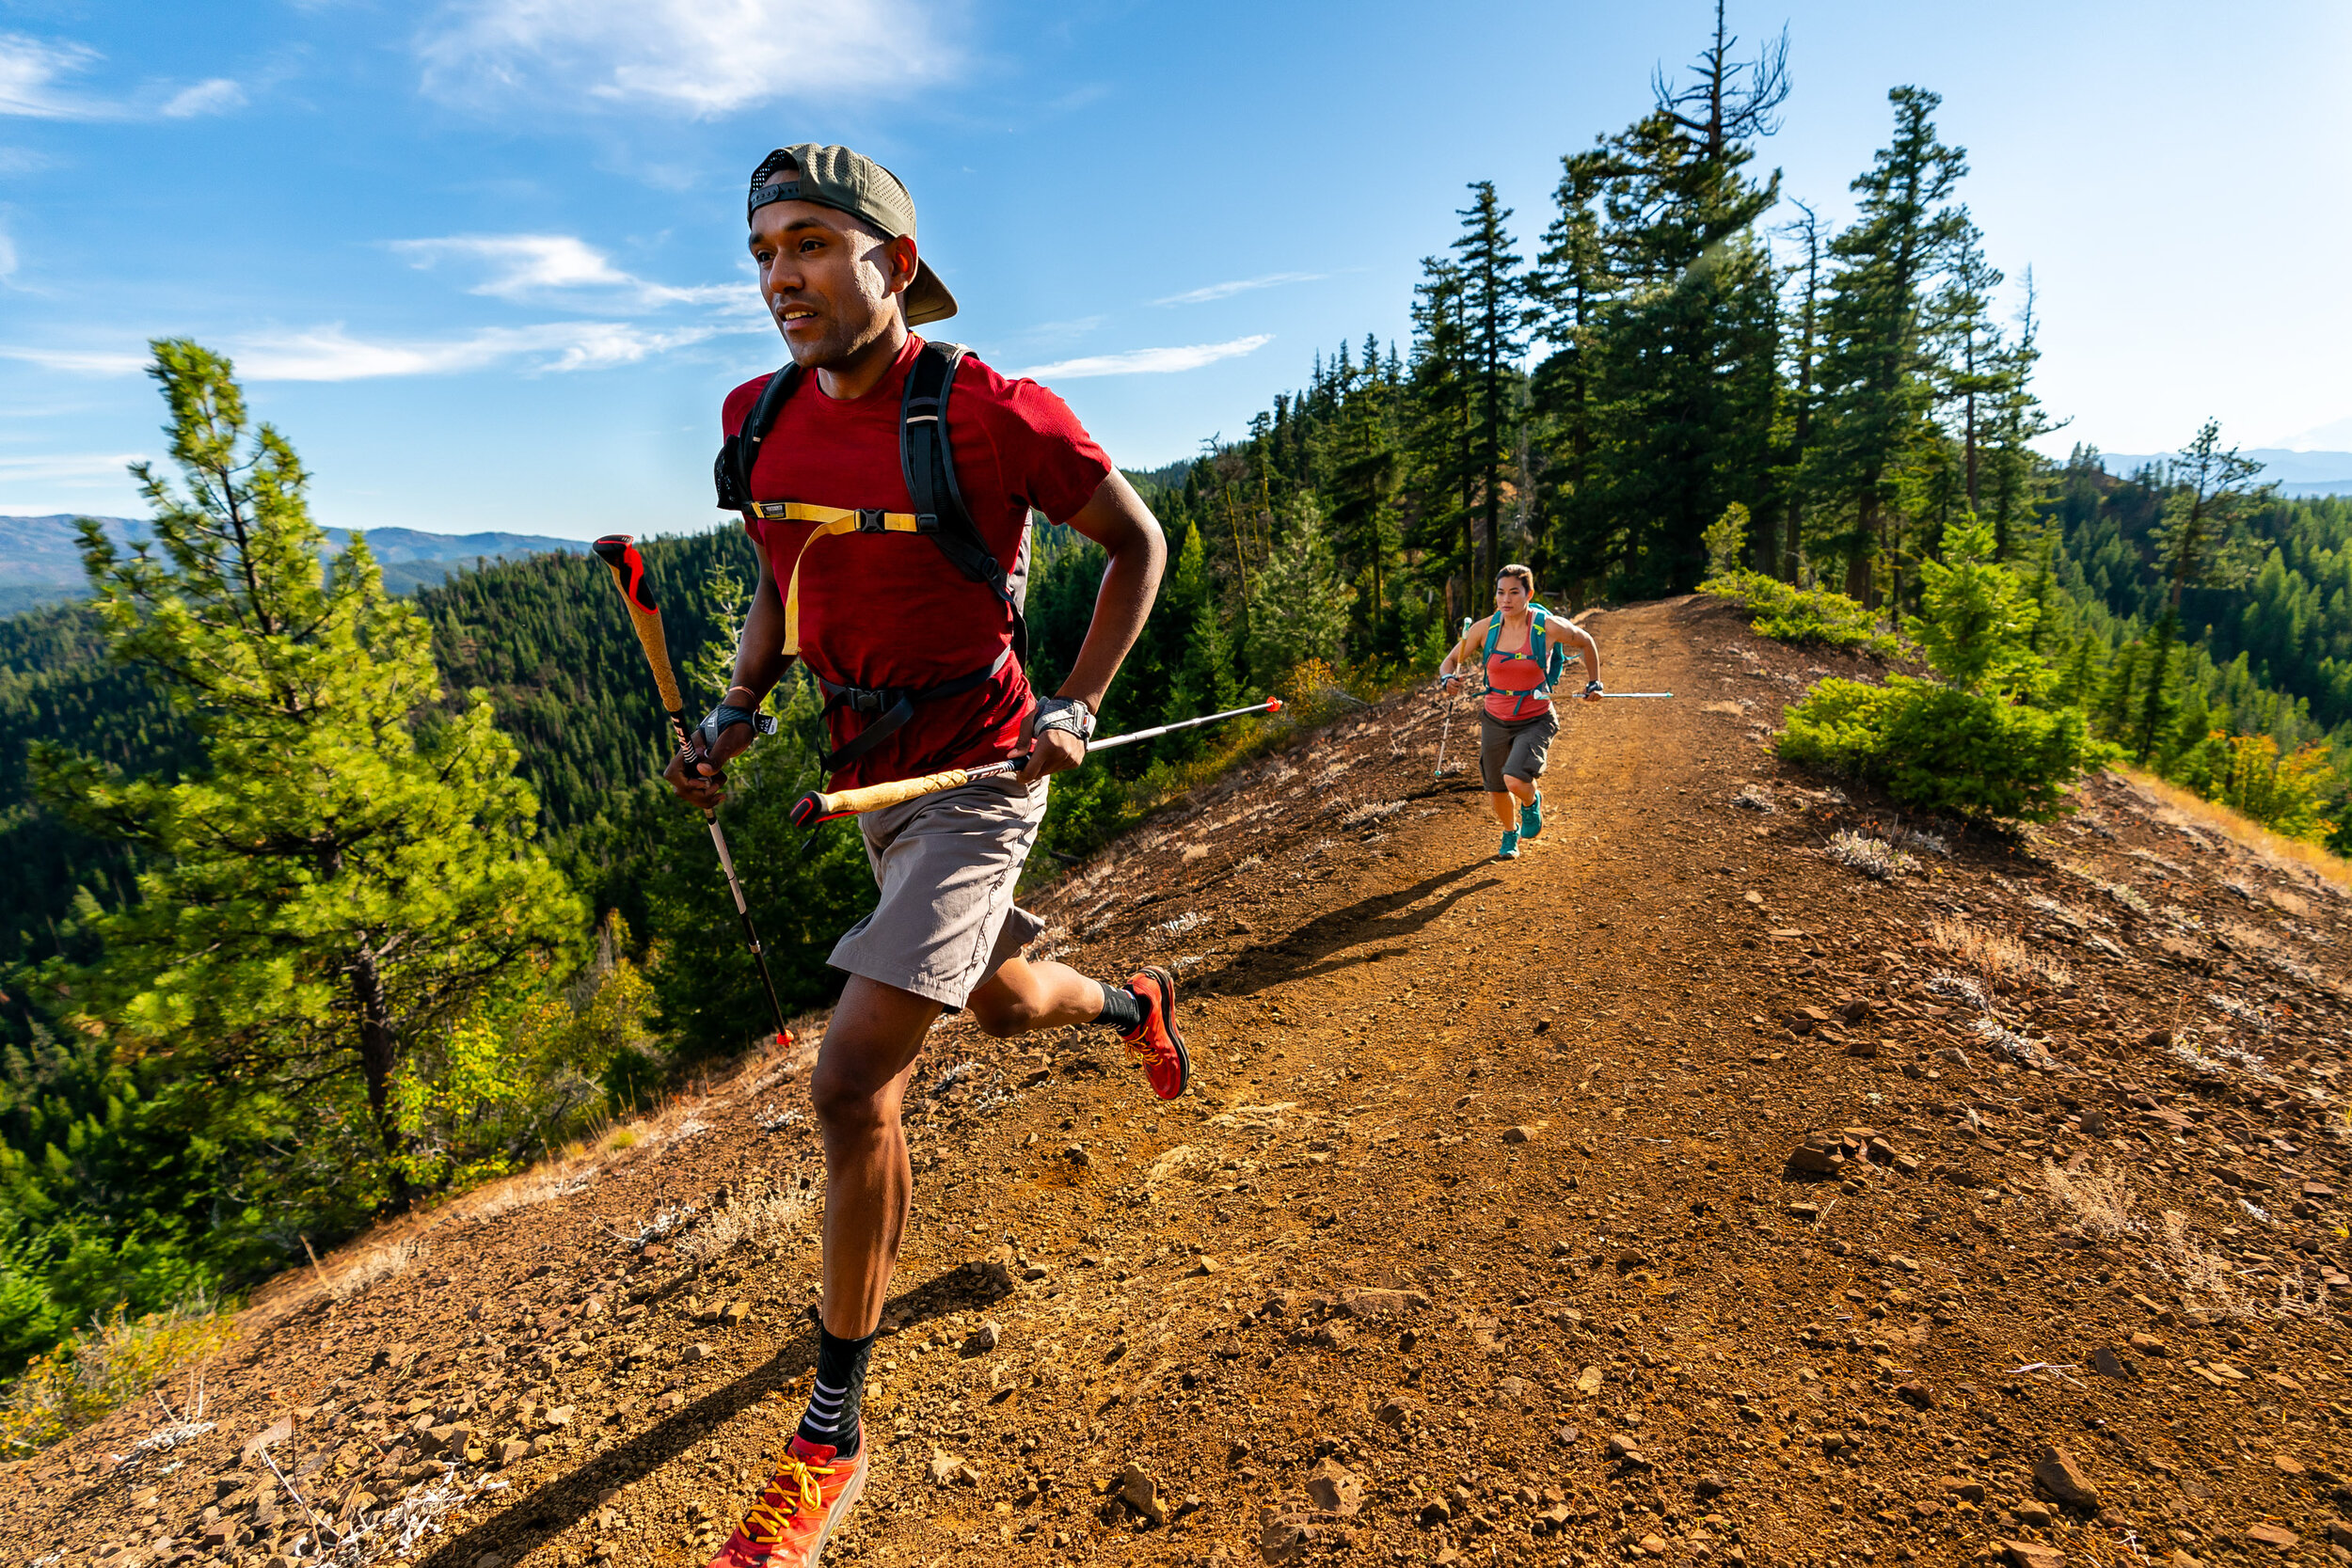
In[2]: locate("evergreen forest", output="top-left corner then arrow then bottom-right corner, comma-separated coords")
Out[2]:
0,2 -> 2347,1436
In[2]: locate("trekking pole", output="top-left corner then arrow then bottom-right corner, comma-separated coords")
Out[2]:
787,699 -> 1285,826
592,535 -> 793,1049
1433,676 -> 1462,779
1432,613 -> 1473,779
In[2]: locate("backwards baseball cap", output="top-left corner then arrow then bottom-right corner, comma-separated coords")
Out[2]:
748,144 -> 957,325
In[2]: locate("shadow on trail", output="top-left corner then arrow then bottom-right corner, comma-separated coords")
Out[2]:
1194,860 -> 1502,997
414,1264 -> 1009,1568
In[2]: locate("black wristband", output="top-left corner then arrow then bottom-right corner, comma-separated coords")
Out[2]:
696,702 -> 778,754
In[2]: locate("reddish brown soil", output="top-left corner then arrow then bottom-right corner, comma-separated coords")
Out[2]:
11,594 -> 2352,1568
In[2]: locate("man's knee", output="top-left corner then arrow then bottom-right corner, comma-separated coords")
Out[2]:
967,990 -> 1038,1039
810,1057 -> 896,1136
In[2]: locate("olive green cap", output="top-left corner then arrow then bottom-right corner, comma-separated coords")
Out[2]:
747,143 -> 957,325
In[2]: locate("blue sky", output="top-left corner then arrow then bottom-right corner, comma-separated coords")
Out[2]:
2,0 -> 2346,539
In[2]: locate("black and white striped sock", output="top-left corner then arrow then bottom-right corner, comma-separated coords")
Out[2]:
797,1325 -> 876,1458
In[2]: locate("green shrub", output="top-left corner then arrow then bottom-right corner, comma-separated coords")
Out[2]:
1778,675 -> 2097,822
0,1295 -> 235,1455
1699,570 -> 1906,657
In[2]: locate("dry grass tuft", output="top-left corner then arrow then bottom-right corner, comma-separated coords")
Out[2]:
676,1189 -> 813,1263
328,1239 -> 429,1303
1825,829 -> 1916,880
2152,1211 -> 2261,1321
2042,1159 -> 2137,1236
1925,915 -> 2074,989
2119,767 -> 2352,892
457,1164 -> 594,1225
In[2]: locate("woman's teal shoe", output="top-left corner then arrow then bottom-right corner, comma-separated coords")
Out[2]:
1499,827 -> 1520,860
1519,790 -> 1544,840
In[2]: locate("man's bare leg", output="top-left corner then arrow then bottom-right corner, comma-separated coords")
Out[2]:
810,976 -> 941,1340
966,955 -> 1108,1037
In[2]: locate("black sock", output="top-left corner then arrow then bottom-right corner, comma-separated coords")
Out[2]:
1097,981 -> 1146,1034
798,1326 -> 876,1457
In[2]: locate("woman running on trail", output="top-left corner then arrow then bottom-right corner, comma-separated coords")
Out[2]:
1436,563 -> 1603,860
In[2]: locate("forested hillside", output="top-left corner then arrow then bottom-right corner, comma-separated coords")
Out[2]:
2,0 -> 2348,1449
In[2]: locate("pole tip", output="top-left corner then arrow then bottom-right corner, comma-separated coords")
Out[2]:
1266,698 -> 1284,713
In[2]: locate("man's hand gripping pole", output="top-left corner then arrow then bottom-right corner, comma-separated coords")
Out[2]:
592,534 -> 793,1049
787,698 -> 1286,826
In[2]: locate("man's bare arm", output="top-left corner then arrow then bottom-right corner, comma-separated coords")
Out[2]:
1019,468 -> 1165,782
665,535 -> 793,804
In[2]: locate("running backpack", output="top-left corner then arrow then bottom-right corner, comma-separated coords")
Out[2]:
1481,605 -> 1567,703
713,340 -> 1030,773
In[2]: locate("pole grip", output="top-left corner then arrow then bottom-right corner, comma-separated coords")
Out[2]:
789,766 -> 978,827
593,535 -> 686,722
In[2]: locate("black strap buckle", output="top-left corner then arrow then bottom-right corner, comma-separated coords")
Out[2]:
854,508 -> 891,532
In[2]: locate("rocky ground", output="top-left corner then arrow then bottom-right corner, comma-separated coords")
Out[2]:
10,594 -> 2352,1568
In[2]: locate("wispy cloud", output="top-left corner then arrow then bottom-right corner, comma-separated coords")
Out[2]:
161,78 -> 246,118
0,33 -> 246,120
0,224 -> 15,284
0,344 -> 147,374
417,0 -> 960,117
2,319 -> 751,383
1152,272 -> 1325,307
389,233 -> 741,308
1009,335 -> 1272,381
0,451 -> 148,483
232,321 -> 734,380
0,34 -> 108,119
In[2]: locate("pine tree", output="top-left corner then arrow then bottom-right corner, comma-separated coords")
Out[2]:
1531,8 -> 1784,597
1451,183 -> 1527,590
1406,255 -> 1475,608
2134,420 -> 2272,760
31,341 -> 580,1210
1803,87 -> 1971,605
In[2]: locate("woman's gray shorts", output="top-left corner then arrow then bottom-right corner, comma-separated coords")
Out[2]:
1479,709 -> 1559,793
829,774 -> 1050,1008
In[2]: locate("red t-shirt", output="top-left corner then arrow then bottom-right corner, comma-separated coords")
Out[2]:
724,335 -> 1112,787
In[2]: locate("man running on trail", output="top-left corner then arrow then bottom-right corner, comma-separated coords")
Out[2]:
663,143 -> 1187,1568
1436,563 -> 1603,861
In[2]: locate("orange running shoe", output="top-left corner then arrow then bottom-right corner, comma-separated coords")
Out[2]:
1120,967 -> 1190,1100
703,1430 -> 867,1568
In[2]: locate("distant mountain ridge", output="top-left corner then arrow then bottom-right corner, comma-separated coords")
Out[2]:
2097,449 -> 2352,499
0,515 -> 588,611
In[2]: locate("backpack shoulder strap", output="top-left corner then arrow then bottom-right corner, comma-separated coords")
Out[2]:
713,364 -> 803,512
1481,614 -> 1503,662
901,340 -> 1029,670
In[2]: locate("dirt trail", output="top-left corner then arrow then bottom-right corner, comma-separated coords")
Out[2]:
15,594 -> 2352,1568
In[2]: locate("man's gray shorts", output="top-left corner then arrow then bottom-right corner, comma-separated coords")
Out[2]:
1479,709 -> 1559,793
829,774 -> 1050,1008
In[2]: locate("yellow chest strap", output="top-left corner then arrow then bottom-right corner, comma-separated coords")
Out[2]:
754,501 -> 922,655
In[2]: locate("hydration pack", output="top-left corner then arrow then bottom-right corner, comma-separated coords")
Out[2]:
713,339 -> 1030,774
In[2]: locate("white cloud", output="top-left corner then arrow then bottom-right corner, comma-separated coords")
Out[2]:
5,311 -> 761,384
1152,273 -> 1325,307
230,320 -> 732,380
0,35 -> 246,120
0,343 -> 147,374
0,451 -> 146,483
160,78 -> 246,118
1009,335 -> 1273,382
0,33 -> 109,119
390,233 -> 741,307
417,0 -> 959,117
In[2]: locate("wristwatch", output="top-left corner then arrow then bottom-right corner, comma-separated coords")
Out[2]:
1033,696 -> 1095,745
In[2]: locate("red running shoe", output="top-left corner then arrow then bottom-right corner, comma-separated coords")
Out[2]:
703,1430 -> 867,1567
1120,966 -> 1190,1100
